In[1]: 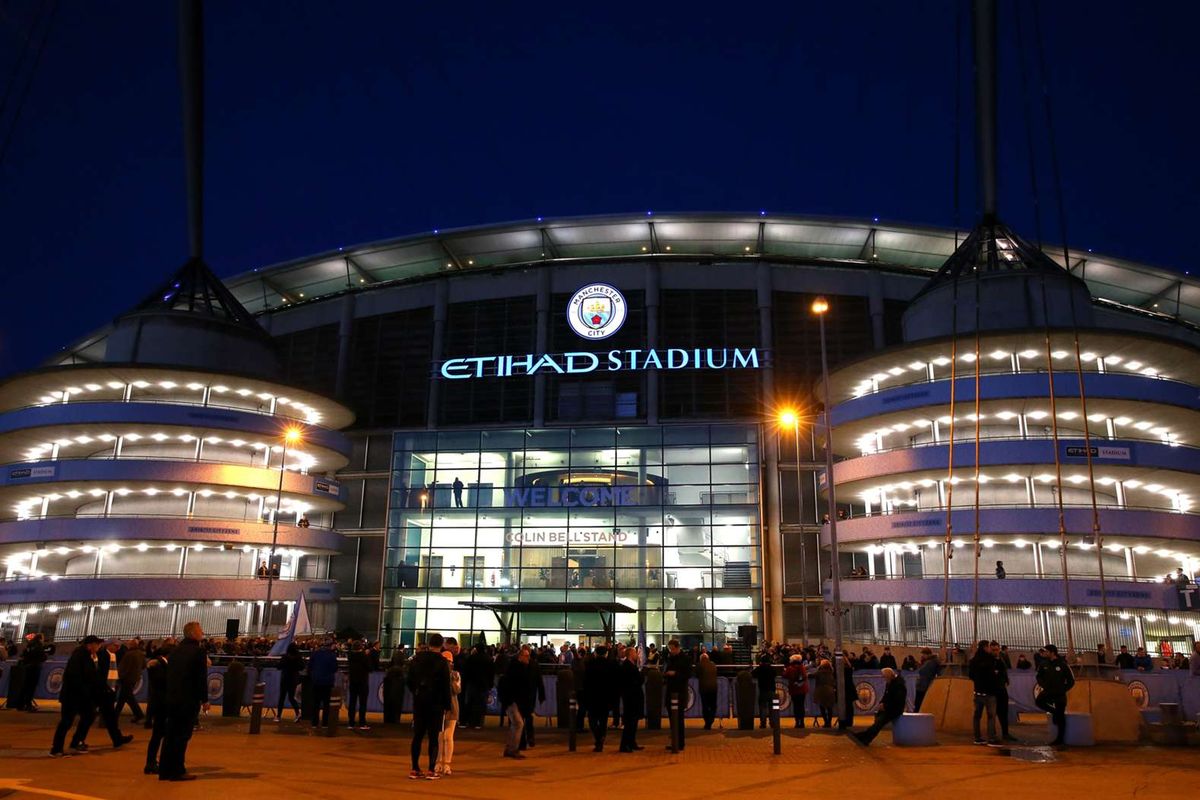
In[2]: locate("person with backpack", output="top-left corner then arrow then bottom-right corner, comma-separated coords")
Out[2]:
783,654 -> 809,728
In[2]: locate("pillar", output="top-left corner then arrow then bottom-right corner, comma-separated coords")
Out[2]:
532,268 -> 551,427
426,279 -> 449,430
756,262 -> 784,641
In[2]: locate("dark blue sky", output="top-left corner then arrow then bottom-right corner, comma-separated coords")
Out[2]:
1,1 -> 1196,374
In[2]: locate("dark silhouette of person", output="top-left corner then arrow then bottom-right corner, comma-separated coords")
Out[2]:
453,477 -> 464,508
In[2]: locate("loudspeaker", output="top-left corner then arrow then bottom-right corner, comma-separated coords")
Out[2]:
738,624 -> 758,646
225,618 -> 240,640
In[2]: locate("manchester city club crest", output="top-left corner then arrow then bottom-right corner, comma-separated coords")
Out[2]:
567,283 -> 626,339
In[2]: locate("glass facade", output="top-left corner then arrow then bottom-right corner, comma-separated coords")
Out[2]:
382,424 -> 763,649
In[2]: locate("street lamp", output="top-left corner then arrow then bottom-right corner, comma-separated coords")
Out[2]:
813,296 -> 849,729
777,407 -> 808,644
261,426 -> 303,634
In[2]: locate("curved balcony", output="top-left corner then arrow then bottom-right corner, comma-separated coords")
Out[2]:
0,575 -> 338,604
0,458 -> 345,512
0,364 -> 355,429
0,516 -> 341,551
830,438 -> 1200,491
828,575 -> 1189,611
831,371 -> 1200,431
822,329 -> 1200,404
0,401 -> 351,467
822,507 -> 1200,549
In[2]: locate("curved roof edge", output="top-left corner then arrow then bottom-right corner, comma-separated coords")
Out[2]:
47,213 -> 1200,366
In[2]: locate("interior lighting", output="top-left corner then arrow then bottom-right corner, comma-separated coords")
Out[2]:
908,361 -> 926,371
961,353 -> 977,363
1051,351 -> 1068,359
1125,361 -> 1143,370
1019,350 -> 1037,359
1058,412 -> 1078,420
1104,355 -> 1122,365
989,350 -> 1008,360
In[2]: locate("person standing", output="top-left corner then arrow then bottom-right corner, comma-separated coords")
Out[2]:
752,654 -> 776,729
159,622 -> 209,782
783,654 -> 809,728
17,633 -> 50,712
498,644 -> 531,760
452,477 -> 464,508
50,636 -> 104,757
433,648 -> 461,775
990,641 -> 1017,742
406,633 -> 451,779
115,640 -> 146,723
813,659 -> 836,727
913,648 -> 940,712
1035,644 -> 1075,747
460,643 -> 493,729
618,646 -> 644,752
519,649 -> 545,750
584,645 -> 617,751
347,641 -> 372,731
307,639 -> 338,729
878,647 -> 897,670
696,652 -> 718,730
849,667 -> 907,746
276,643 -> 304,722
663,639 -> 692,750
995,561 -> 1007,579
968,640 -> 1000,745
143,642 -> 172,774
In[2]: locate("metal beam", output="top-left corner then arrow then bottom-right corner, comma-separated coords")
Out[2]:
344,255 -> 377,286
858,228 -> 878,260
648,221 -> 660,254
539,228 -> 560,260
1137,280 -> 1182,312
439,239 -> 464,270
260,276 -> 296,305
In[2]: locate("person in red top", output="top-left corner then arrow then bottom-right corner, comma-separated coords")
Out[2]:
783,654 -> 809,728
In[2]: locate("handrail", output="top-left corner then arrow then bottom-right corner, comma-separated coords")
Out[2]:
0,573 -> 330,583
828,500 -> 1199,519
842,431 -> 1196,457
0,396 -> 336,430
2,453 -> 316,471
841,365 -> 1199,402
0,512 -> 331,530
834,573 -> 1173,585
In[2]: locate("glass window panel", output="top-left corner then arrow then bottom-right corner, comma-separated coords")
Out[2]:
710,424 -> 757,445
437,431 -> 481,450
525,429 -> 570,448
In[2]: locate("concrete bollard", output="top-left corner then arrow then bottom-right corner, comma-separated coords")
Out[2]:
248,682 -> 266,735
326,689 -> 342,737
771,696 -> 781,755
568,695 -> 577,752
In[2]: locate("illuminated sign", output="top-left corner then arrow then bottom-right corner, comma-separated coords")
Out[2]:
505,486 -> 638,507
440,347 -> 760,380
504,529 -> 635,545
568,283 -> 626,339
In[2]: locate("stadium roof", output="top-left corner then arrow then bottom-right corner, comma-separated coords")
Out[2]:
50,213 -> 1200,365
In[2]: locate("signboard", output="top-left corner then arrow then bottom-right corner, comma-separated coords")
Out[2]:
503,529 -> 636,545
505,485 -> 640,508
439,347 -> 761,380
1064,445 -> 1131,461
8,466 -> 55,480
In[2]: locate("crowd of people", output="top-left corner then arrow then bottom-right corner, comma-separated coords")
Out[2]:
4,629 -> 1200,774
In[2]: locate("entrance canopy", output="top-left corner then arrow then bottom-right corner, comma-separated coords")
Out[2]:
459,600 -> 635,642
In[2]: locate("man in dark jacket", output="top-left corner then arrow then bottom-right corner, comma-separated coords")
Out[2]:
307,639 -> 338,728
87,640 -> 134,750
347,641 -> 372,730
1034,644 -> 1075,746
50,636 -> 104,756
17,633 -> 51,711
519,651 -> 546,750
878,647 -> 898,670
159,622 -> 209,781
913,648 -> 939,712
114,640 -> 146,722
663,639 -> 692,750
618,646 -> 645,752
498,645 -> 531,759
143,642 -> 172,774
967,640 -> 1001,744
850,667 -> 907,745
460,644 -> 493,729
990,641 -> 1017,742
584,645 -> 618,751
406,634 -> 451,778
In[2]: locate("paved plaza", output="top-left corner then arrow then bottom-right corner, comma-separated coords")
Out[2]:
1,708 -> 1196,799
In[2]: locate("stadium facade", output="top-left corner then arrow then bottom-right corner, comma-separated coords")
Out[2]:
3,213 -> 1199,654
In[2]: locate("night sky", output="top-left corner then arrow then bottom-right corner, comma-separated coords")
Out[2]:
1,1 -> 1196,375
